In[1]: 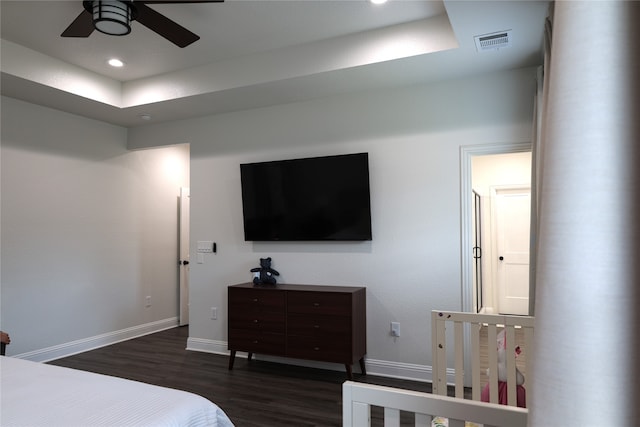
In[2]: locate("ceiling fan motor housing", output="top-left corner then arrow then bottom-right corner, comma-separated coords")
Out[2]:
83,0 -> 138,36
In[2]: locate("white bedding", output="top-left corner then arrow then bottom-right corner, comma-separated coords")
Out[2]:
0,356 -> 234,427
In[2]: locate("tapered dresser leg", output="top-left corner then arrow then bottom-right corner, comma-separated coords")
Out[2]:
345,364 -> 354,380
359,357 -> 366,375
228,350 -> 236,370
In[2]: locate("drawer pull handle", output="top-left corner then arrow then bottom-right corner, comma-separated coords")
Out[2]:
252,298 -> 258,302
313,303 -> 320,307
253,319 -> 259,323
314,347 -> 320,351
253,340 -> 259,344
313,325 -> 320,329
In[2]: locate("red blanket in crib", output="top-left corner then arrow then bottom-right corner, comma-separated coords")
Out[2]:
480,382 -> 526,408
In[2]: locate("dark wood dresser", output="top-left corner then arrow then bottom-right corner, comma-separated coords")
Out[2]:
227,282 -> 366,379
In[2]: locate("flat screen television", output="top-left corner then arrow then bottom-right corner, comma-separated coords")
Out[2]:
240,153 -> 372,241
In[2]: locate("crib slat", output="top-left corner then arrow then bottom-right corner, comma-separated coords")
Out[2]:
524,325 -> 534,376
487,324 -> 499,404
505,325 -> 517,406
471,321 -> 482,401
432,311 -> 447,396
414,413 -> 432,427
384,408 -> 400,427
449,419 -> 466,427
343,379 -> 354,427
352,402 -> 370,427
454,321 -> 464,398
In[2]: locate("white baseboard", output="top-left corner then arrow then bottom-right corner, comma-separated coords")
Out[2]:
365,358 -> 433,382
186,337 -> 229,355
14,317 -> 179,363
14,326 -> 453,386
186,337 -> 440,384
480,306 -> 495,314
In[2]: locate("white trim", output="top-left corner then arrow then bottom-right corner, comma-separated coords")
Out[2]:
14,326 -> 448,385
186,338 -> 442,384
186,337 -> 229,355
365,358 -> 434,383
14,317 -> 179,363
459,142 -> 532,314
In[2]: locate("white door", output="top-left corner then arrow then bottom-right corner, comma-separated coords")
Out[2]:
179,187 -> 190,326
494,186 -> 530,315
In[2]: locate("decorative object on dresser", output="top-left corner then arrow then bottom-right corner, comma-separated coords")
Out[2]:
228,283 -> 366,379
249,257 -> 280,285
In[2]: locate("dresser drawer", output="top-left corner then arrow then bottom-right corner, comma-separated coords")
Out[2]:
230,311 -> 285,333
229,287 -> 285,311
287,335 -> 350,363
287,291 -> 351,316
228,329 -> 286,355
287,313 -> 350,337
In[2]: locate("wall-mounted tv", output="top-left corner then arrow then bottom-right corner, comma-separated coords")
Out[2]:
240,153 -> 372,241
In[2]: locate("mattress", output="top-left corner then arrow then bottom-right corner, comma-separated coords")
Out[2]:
0,356 -> 234,427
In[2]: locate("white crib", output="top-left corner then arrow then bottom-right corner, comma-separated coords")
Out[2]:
432,310 -> 534,406
342,311 -> 534,427
342,381 -> 527,427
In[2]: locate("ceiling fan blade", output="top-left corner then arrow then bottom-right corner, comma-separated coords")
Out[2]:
61,9 -> 94,38
135,3 -> 200,48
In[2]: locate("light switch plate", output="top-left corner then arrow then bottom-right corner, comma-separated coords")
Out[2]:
197,241 -> 214,253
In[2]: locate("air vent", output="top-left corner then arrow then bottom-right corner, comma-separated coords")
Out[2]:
474,30 -> 512,52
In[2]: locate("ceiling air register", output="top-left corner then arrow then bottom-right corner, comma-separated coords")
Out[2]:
474,30 -> 513,52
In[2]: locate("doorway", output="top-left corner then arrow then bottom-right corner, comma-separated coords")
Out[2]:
460,144 -> 532,315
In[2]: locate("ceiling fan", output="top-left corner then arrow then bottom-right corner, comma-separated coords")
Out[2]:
61,0 -> 223,48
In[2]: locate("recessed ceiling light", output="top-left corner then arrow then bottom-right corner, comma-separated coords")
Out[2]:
369,0 -> 388,4
108,58 -> 124,67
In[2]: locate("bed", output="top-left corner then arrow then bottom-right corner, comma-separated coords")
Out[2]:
0,356 -> 234,427
343,311 -> 534,427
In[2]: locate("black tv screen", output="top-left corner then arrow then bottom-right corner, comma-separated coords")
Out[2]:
240,153 -> 372,241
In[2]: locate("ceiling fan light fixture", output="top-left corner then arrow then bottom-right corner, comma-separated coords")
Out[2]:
91,0 -> 132,36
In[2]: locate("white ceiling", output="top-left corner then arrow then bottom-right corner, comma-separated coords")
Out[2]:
0,0 -> 550,128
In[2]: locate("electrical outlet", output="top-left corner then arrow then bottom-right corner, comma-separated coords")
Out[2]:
145,296 -> 151,308
391,321 -> 400,337
211,307 -> 217,320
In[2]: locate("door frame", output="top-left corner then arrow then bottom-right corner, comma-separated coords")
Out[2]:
460,142 -> 532,314
179,187 -> 190,326
472,189 -> 483,313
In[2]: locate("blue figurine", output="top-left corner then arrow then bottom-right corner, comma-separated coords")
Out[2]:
251,257 -> 280,285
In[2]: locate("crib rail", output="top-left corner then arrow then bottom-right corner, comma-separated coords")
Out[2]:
431,311 -> 534,407
342,381 -> 527,427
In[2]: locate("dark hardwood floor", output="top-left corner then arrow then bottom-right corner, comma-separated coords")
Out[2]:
49,327 -> 432,427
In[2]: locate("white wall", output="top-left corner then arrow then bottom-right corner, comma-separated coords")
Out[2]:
129,67 -> 537,379
472,152 -> 532,195
0,97 -> 189,360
